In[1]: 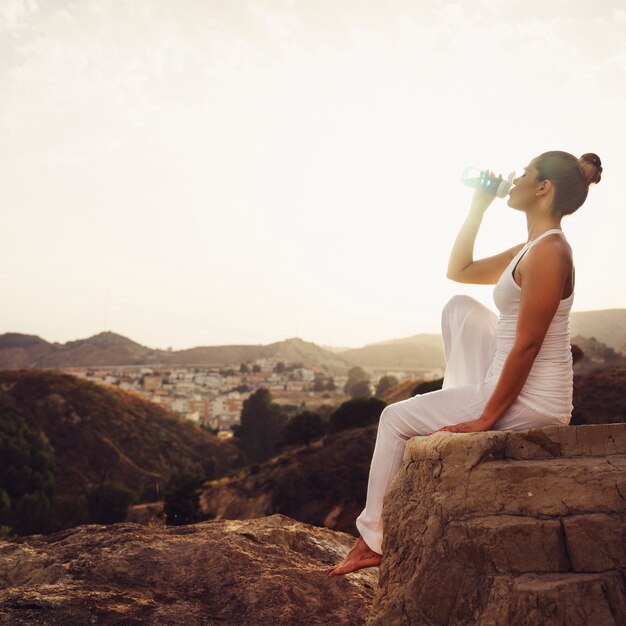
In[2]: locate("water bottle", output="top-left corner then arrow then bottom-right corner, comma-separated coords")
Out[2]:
462,167 -> 515,198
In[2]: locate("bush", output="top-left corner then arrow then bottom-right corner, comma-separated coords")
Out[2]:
0,525 -> 16,540
330,397 -> 387,432
53,493 -> 90,529
162,469 -> 208,526
344,367 -> 371,398
87,481 -> 137,525
14,491 -> 55,535
280,411 -> 327,447
376,375 -> 399,397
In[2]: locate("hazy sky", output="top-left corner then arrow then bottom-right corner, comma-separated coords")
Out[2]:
2,0 -> 625,350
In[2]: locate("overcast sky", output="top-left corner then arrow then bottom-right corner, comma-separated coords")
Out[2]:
1,0 -> 624,349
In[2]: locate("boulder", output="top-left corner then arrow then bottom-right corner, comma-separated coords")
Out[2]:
369,423 -> 626,626
0,515 -> 376,626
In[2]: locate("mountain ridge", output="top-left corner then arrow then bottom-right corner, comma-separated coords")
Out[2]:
1,307 -> 624,369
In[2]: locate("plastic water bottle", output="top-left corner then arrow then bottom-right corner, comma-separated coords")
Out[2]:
462,167 -> 515,198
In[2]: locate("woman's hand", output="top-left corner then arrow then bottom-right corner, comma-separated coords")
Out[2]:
434,416 -> 493,434
470,170 -> 501,213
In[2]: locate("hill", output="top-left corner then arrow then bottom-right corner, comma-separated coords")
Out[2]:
200,425 -> 378,536
571,367 -> 626,425
572,335 -> 626,374
570,309 -> 626,351
340,333 -> 445,370
0,331 -> 161,368
173,337 -> 352,370
0,369 -> 244,535
0,333 -> 352,370
2,307 -> 623,371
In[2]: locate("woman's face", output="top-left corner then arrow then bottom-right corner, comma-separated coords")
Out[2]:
506,160 -> 542,211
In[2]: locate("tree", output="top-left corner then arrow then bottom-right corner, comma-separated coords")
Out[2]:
376,375 -> 399,397
232,388 -> 287,463
350,380 -> 372,398
240,362 -> 250,373
325,377 -> 337,391
313,375 -> 327,392
280,411 -> 326,448
330,397 -> 386,432
343,367 -> 371,398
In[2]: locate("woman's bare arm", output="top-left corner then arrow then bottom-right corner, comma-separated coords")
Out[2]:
438,238 -> 570,433
447,187 -> 524,285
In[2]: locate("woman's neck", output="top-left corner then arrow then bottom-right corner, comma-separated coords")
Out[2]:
525,215 -> 562,242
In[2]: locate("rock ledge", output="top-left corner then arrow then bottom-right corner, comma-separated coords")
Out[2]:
0,515 -> 376,626
370,423 -> 626,626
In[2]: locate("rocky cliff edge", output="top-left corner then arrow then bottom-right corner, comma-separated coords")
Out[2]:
0,515 -> 376,626
369,422 -> 626,626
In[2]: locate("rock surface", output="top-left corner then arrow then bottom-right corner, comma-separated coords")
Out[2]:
369,422 -> 626,626
0,515 -> 376,626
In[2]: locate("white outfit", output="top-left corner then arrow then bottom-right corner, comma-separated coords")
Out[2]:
356,229 -> 573,554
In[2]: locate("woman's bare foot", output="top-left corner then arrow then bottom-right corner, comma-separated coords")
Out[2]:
325,537 -> 381,577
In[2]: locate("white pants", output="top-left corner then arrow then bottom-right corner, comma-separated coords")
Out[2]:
355,295 -> 569,554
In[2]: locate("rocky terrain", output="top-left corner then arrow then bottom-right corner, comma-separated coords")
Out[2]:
2,421 -> 625,625
0,515 -> 376,625
370,422 -> 626,625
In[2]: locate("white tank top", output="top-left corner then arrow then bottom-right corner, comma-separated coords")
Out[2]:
487,228 -> 574,418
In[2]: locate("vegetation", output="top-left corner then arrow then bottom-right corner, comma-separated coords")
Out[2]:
87,480 -> 138,525
572,368 -> 626,425
162,468 -> 210,526
330,397 -> 386,432
376,375 -> 399,397
572,336 -> 626,373
233,388 -> 287,463
0,369 -> 240,537
411,378 -> 444,396
0,398 -> 58,536
344,367 -> 372,398
280,411 -> 327,447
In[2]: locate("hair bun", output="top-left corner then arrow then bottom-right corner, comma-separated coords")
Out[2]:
579,153 -> 602,185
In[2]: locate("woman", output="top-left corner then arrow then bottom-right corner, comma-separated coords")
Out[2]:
326,150 -> 603,577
